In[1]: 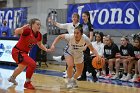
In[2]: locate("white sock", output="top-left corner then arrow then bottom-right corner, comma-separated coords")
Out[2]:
115,73 -> 119,76
102,70 -> 106,75
109,71 -> 113,75
11,76 -> 16,79
72,77 -> 76,81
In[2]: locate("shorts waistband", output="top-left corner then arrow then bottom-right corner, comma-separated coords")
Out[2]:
14,46 -> 28,54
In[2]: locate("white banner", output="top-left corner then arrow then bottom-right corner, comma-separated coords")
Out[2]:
0,40 -> 18,62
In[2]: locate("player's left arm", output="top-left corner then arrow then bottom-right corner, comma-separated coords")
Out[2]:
88,44 -> 99,57
37,41 -> 51,52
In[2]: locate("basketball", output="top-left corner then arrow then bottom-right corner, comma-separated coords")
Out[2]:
92,56 -> 105,69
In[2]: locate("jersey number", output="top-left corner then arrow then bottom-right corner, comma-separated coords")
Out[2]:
29,43 -> 35,48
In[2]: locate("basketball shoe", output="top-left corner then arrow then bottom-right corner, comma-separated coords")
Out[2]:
24,81 -> 35,89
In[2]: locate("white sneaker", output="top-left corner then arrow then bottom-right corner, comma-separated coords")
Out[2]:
63,73 -> 68,78
66,79 -> 73,89
96,71 -> 100,78
129,74 -> 138,82
120,74 -> 126,81
71,79 -> 78,88
63,71 -> 67,74
53,56 -> 62,62
8,77 -> 18,85
86,72 -> 92,77
98,74 -> 106,79
111,74 -> 119,80
123,74 -> 132,81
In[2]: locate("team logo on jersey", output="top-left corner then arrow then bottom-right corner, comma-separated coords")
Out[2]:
0,43 -> 4,57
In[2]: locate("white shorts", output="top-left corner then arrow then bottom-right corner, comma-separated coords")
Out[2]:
64,46 -> 83,64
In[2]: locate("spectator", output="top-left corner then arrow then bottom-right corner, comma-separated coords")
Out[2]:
0,20 -> 11,37
91,32 -> 104,77
77,11 -> 95,81
102,35 -> 119,79
129,36 -> 140,82
2,31 -> 7,37
112,36 -> 135,81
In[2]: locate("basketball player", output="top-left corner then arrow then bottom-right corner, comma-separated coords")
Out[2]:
50,26 -> 99,89
49,13 -> 80,77
8,18 -> 51,89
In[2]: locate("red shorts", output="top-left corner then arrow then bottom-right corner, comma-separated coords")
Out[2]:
12,47 -> 35,66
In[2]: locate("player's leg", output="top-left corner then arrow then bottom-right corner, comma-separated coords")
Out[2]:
72,62 -> 84,88
8,49 -> 27,85
112,58 -> 121,79
23,55 -> 36,89
65,55 -> 74,88
8,64 -> 26,85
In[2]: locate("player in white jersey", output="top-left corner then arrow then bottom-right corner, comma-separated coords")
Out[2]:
50,26 -> 99,89
49,13 -> 80,77
49,13 -> 80,61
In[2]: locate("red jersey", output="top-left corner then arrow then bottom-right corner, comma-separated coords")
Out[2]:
15,26 -> 42,53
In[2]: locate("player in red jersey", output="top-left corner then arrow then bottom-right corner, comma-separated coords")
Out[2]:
8,18 -> 51,89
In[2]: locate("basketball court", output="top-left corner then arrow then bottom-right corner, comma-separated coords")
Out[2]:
0,63 -> 140,93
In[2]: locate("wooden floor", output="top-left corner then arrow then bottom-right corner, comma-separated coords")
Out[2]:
0,63 -> 140,93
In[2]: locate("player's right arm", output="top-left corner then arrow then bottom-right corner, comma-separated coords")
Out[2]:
51,34 -> 65,51
14,24 -> 29,37
48,17 -> 67,29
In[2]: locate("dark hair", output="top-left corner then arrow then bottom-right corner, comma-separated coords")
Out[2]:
132,34 -> 140,40
133,37 -> 140,48
75,25 -> 83,34
28,18 -> 40,26
95,32 -> 104,43
82,11 -> 91,23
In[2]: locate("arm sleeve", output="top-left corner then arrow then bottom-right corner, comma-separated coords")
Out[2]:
98,44 -> 104,56
104,46 -> 107,58
120,46 -> 123,56
84,34 -> 92,46
128,44 -> 135,57
22,27 -> 30,36
64,34 -> 71,42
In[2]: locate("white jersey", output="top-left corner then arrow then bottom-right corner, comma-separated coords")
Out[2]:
56,22 -> 80,34
64,34 -> 91,64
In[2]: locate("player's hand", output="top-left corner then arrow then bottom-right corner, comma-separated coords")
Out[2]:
83,45 -> 87,51
46,49 -> 53,52
48,17 -> 55,25
50,45 -> 55,51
